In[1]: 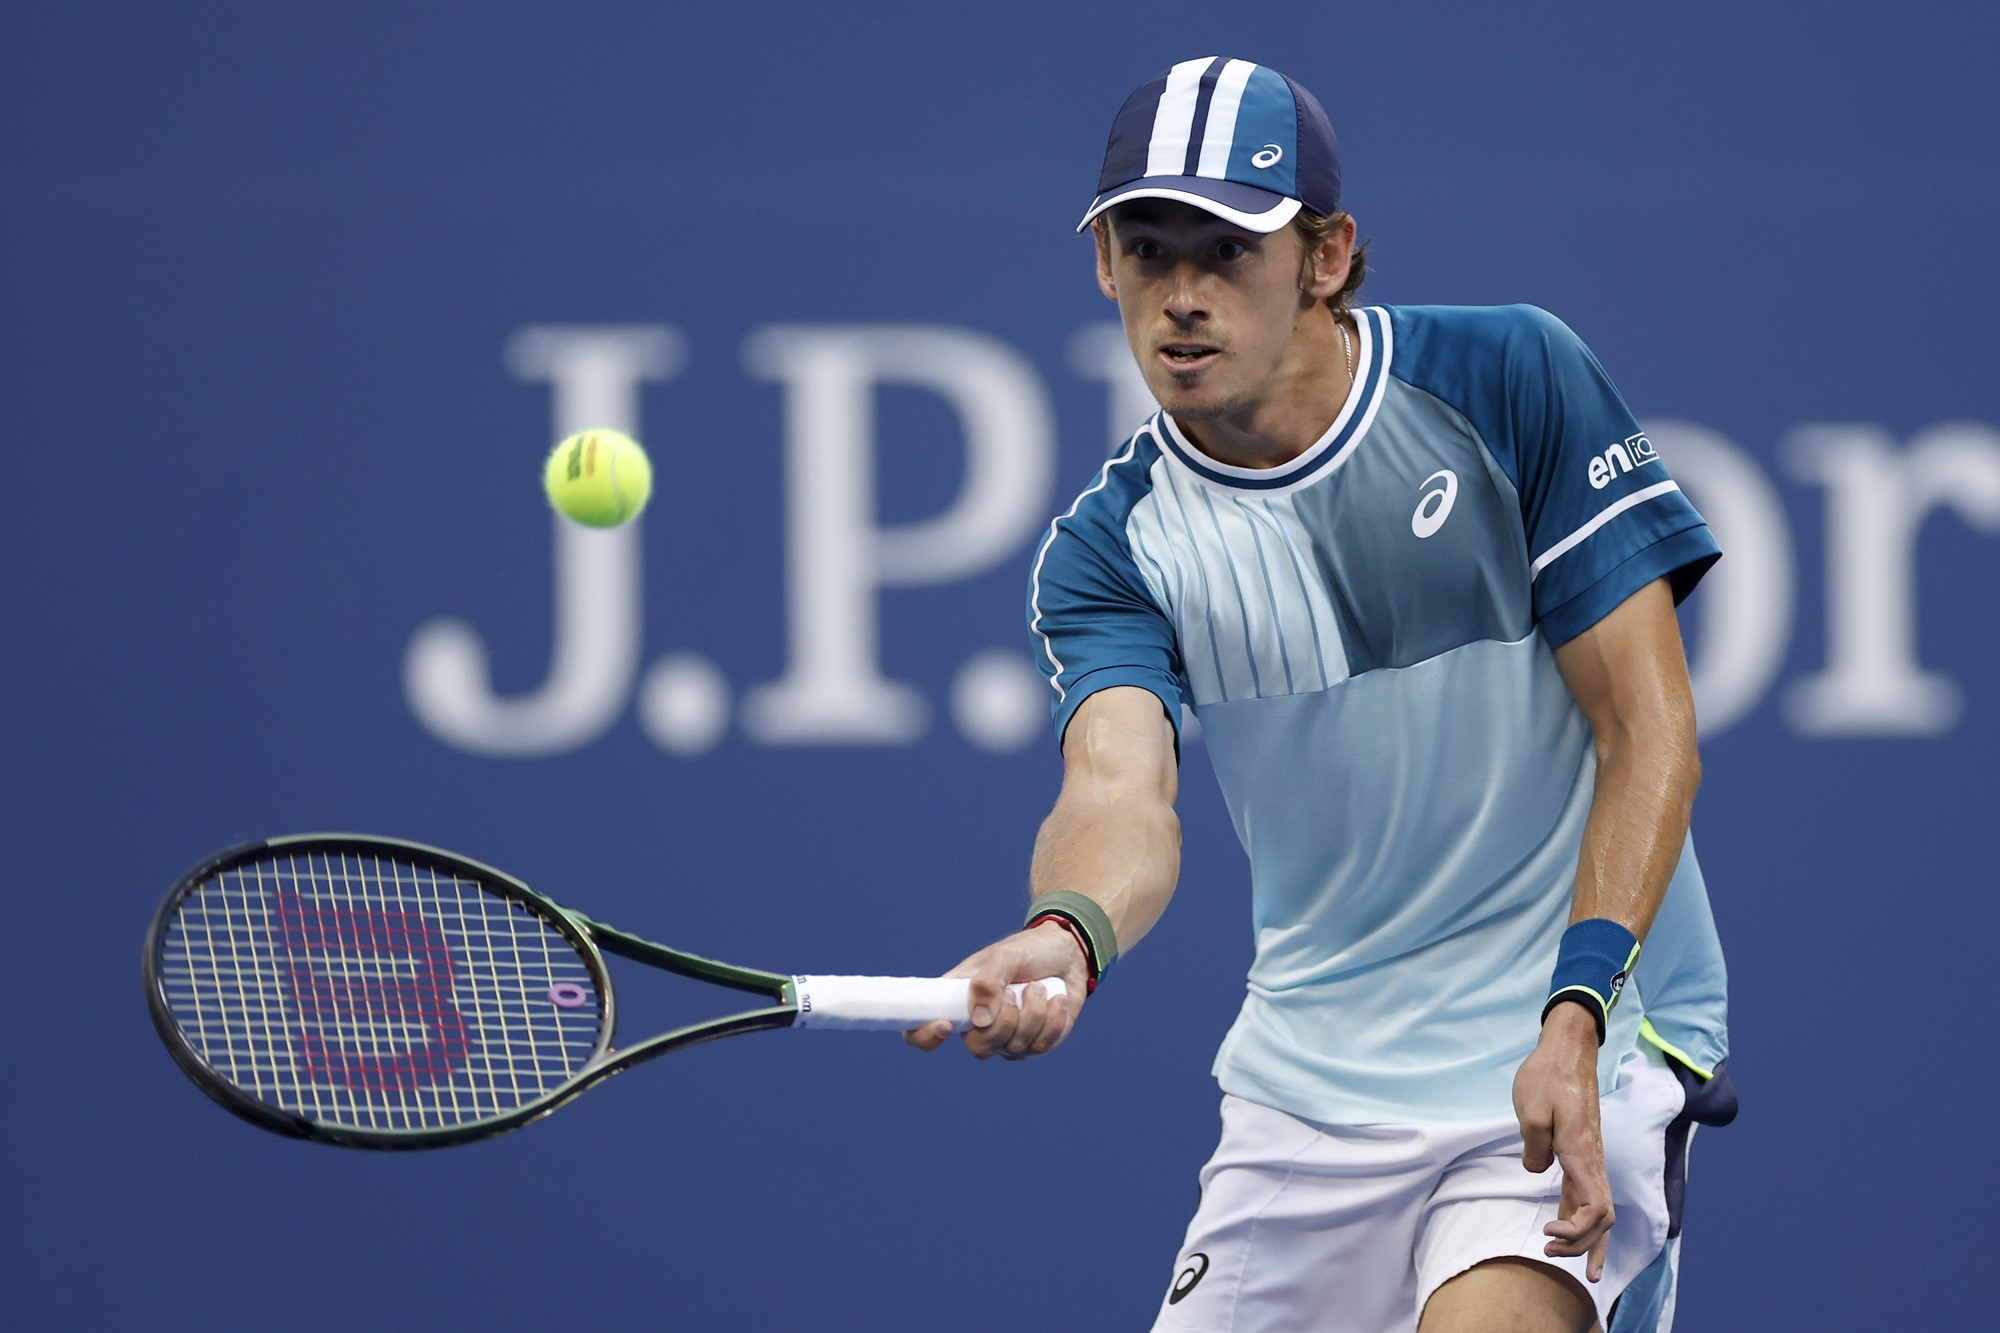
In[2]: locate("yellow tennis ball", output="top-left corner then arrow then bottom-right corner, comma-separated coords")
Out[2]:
543,429 -> 652,527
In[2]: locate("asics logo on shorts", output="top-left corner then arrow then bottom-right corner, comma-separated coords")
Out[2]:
1412,469 -> 1459,538
1168,1252 -> 1210,1304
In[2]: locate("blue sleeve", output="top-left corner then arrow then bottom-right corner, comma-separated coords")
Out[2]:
1635,833 -> 1730,1077
1495,307 -> 1720,644
1028,482 -> 1187,749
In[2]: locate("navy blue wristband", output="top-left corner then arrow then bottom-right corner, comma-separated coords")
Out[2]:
1541,918 -> 1641,1045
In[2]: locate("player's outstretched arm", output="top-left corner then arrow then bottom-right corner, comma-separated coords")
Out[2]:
1516,576 -> 1702,1281
906,686 -> 1181,1060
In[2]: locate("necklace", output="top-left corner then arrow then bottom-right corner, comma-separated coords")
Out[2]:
1339,320 -> 1354,384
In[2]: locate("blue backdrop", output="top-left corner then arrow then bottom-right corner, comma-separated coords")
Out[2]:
5,3 -> 1995,1327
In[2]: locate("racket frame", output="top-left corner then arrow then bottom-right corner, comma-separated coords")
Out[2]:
144,833 -> 803,1149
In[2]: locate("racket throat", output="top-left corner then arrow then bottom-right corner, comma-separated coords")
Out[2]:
579,915 -> 794,1001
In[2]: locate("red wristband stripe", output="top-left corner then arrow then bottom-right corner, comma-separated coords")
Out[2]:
1027,912 -> 1098,994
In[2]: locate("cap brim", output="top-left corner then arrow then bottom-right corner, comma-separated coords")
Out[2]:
1076,176 -> 1303,233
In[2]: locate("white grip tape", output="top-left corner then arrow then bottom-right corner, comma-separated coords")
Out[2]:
789,975 -> 1068,1031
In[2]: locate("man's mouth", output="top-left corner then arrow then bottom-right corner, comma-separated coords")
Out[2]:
1159,342 -> 1220,370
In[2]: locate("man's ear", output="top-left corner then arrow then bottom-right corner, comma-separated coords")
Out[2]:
1093,219 -> 1118,301
1300,215 -> 1356,301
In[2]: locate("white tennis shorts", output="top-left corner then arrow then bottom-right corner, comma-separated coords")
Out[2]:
1151,1046 -> 1686,1333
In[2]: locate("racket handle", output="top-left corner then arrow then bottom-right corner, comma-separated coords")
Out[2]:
789,975 -> 1068,1031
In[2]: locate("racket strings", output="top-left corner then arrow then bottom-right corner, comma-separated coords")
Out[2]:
157,851 -> 603,1133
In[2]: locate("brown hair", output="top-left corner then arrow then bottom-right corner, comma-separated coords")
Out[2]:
1292,209 -> 1369,314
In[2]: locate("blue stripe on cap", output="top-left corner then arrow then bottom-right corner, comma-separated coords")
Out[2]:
1096,70 -> 1170,194
1224,65 -> 1300,201
1280,72 -> 1341,214
1180,61 -> 1226,175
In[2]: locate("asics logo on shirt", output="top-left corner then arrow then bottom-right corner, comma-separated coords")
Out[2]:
1412,469 -> 1459,538
1588,431 -> 1662,490
1251,144 -> 1284,168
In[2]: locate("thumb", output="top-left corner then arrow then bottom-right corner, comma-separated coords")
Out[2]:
1519,1107 -> 1555,1174
961,957 -> 1018,1030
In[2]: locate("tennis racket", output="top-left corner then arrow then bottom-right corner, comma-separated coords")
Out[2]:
144,833 -> 1061,1149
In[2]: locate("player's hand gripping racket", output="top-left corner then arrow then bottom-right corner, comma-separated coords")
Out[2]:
144,834 -> 1062,1149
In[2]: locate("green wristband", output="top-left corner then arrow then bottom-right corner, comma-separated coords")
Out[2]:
1023,890 -> 1119,985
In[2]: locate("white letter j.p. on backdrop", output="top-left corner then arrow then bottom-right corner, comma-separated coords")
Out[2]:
405,324 -> 2000,757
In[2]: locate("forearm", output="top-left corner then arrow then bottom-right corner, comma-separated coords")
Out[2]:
1028,779 -> 1181,953
907,687 -> 1178,1058
1569,713 -> 1699,939
1554,578 -> 1703,942
1522,727 -> 1691,1277
1521,714 -> 1695,1275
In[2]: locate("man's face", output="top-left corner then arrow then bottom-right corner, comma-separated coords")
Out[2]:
1096,200 -> 1317,423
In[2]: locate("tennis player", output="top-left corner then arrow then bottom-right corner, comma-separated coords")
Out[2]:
908,58 -> 1736,1332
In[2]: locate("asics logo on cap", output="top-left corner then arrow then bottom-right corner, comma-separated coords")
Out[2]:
1251,144 -> 1283,168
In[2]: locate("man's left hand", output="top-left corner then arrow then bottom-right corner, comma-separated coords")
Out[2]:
1511,1001 -> 1614,1282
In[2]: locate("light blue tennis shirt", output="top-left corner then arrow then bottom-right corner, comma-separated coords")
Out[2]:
1028,304 -> 1730,1125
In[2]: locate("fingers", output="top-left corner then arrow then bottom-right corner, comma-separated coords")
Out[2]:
1541,1139 -> 1616,1282
1030,988 -> 1074,1055
1541,1201 -> 1615,1281
900,1020 -> 955,1051
903,945 -> 1010,1051
904,927 -> 1087,1059
960,967 -> 1002,1031
997,976 -> 1050,1059
902,978 -> 1076,1057
902,957 -> 986,1051
955,952 -> 1021,1057
962,975 -> 1073,1060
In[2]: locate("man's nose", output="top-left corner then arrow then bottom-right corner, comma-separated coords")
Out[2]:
1163,263 -> 1207,324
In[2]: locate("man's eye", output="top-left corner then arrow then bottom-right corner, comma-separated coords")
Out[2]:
1132,241 -> 1162,259
1216,241 -> 1247,260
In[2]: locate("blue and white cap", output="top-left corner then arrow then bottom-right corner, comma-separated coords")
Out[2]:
1078,57 -> 1341,234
